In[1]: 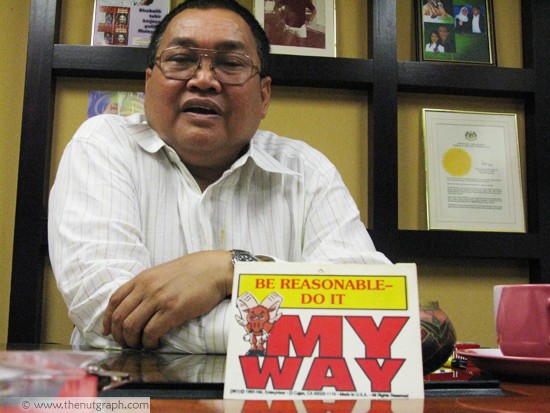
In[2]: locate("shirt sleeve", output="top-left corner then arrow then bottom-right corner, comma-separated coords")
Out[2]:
301,164 -> 391,265
48,120 -> 149,349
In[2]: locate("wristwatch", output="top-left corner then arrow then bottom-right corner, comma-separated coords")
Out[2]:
230,249 -> 258,267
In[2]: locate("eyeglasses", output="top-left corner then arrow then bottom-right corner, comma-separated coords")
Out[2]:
154,46 -> 261,85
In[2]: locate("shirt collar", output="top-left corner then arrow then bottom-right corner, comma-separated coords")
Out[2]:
231,132 -> 300,176
124,116 -> 299,177
123,113 -> 167,153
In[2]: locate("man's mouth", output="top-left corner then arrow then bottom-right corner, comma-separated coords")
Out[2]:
184,106 -> 219,115
181,100 -> 222,116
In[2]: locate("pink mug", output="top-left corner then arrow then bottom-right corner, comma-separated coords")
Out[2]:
494,284 -> 550,358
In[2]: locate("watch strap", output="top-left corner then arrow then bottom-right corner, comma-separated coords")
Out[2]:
230,249 -> 258,267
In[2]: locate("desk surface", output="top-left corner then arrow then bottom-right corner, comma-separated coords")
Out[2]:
2,346 -> 550,412
148,383 -> 550,412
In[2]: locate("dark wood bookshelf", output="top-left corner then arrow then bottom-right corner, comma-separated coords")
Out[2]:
9,0 -> 550,344
398,61 -> 536,97
53,44 -> 375,89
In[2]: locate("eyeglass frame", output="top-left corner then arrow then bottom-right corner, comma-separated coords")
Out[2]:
153,46 -> 262,85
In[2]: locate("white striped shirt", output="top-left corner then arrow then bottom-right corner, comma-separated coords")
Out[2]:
48,113 -> 390,353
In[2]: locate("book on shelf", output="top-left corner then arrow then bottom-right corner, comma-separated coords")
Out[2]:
92,0 -> 170,47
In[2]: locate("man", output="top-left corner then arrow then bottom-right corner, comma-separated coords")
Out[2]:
471,5 -> 485,34
276,0 -> 316,46
438,24 -> 455,53
115,33 -> 127,45
48,0 -> 389,353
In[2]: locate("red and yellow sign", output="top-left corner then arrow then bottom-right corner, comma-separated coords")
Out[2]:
238,274 -> 408,310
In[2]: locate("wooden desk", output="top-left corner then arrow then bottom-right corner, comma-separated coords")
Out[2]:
2,347 -> 549,412
149,383 -> 550,412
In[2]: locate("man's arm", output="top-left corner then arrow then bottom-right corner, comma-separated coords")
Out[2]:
301,164 -> 390,265
102,250 -> 233,349
49,117 -> 234,350
49,127 -> 148,349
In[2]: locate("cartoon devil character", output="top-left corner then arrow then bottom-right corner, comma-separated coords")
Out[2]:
236,292 -> 283,356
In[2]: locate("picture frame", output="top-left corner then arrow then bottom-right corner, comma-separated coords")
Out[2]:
423,109 -> 525,232
416,0 -> 496,65
91,0 -> 170,47
254,0 -> 336,57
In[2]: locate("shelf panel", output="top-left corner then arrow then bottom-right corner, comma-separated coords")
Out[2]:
395,230 -> 539,259
398,61 -> 536,97
54,46 -> 535,96
53,45 -> 374,89
53,45 -> 147,79
269,55 -> 373,90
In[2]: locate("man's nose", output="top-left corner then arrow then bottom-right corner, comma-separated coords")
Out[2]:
186,57 -> 222,90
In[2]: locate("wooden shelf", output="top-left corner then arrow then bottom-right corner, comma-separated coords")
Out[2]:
398,61 -> 536,97
53,44 -> 375,89
396,230 -> 539,259
52,44 -> 535,96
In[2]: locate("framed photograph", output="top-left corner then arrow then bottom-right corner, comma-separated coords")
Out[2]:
91,0 -> 170,47
423,109 -> 525,232
416,0 -> 496,65
254,0 -> 336,57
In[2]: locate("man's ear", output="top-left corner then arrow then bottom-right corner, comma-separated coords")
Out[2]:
145,67 -> 153,88
259,76 -> 272,119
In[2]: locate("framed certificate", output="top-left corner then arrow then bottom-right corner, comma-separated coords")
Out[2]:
254,0 -> 336,57
423,109 -> 525,232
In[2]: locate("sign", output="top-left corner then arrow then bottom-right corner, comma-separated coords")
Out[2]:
224,263 -> 424,400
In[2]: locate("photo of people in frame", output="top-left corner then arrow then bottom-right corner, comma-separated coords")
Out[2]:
263,0 -> 325,49
116,12 -> 129,26
419,0 -> 494,64
422,0 -> 454,23
114,32 -> 128,46
255,0 -> 336,57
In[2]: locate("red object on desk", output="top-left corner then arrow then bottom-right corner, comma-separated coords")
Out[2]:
454,342 -> 481,367
0,350 -> 100,412
424,366 -> 481,382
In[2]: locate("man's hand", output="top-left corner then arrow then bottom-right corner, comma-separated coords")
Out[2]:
102,250 -> 233,349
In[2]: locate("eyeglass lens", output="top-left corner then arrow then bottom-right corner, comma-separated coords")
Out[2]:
158,47 -> 258,84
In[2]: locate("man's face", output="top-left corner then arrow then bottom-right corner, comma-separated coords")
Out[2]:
144,8 -> 271,171
473,7 -> 480,16
438,27 -> 448,41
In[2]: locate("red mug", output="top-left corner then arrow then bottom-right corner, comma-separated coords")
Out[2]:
495,284 -> 550,358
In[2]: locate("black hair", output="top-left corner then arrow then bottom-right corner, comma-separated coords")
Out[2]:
429,30 -> 441,43
146,0 -> 270,77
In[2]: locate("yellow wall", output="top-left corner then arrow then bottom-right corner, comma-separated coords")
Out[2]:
0,2 -> 31,344
3,0 -> 528,347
